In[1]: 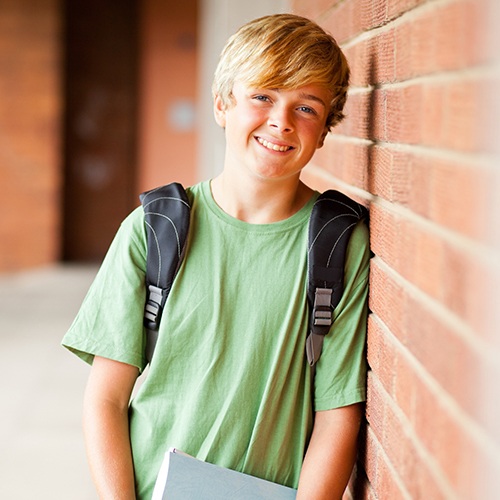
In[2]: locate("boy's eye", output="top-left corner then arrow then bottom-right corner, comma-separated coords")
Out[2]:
253,95 -> 271,102
298,106 -> 316,115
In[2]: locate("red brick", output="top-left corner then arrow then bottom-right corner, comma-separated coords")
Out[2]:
339,78 -> 488,152
442,243 -> 500,338
334,86 -> 407,143
346,460 -> 376,500
411,370 -> 487,498
334,90 -> 377,140
433,0 -> 488,70
369,316 -> 414,421
370,258 -> 500,425
394,14 -> 436,80
368,311 -> 496,498
368,255 -> 407,343
361,427 -> 409,499
367,315 -> 397,397
322,0 -> 363,43
344,31 -> 398,87
291,0 -> 341,20
310,1 -> 499,499
367,374 -> 452,499
361,0 -> 388,31
384,84 -> 425,144
387,0 -> 427,20
342,1 -> 488,86
370,203 -> 499,334
419,398 -> 474,495
364,145 -> 393,199
0,0 -> 62,271
390,1 -> 487,81
374,29 -> 398,83
419,84 -> 447,147
365,145 -> 493,242
312,135 -> 370,190
481,75 -> 500,154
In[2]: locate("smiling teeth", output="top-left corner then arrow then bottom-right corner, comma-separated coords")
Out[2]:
257,137 -> 291,152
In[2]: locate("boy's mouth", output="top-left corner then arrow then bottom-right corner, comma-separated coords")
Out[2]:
256,137 -> 293,152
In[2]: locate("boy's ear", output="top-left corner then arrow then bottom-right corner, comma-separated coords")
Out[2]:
213,94 -> 226,128
317,127 -> 329,148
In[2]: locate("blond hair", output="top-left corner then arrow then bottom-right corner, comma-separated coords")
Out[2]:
212,14 -> 350,131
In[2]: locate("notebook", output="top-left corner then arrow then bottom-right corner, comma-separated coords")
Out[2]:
152,448 -> 297,499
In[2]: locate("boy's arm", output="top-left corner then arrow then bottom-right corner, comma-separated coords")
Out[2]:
297,403 -> 362,500
83,356 -> 140,500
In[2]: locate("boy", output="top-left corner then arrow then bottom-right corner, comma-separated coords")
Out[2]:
62,13 -> 370,499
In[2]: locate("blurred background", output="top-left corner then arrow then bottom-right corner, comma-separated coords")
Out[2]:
1,0 -> 499,498
0,0 -> 288,268
0,0 -> 288,498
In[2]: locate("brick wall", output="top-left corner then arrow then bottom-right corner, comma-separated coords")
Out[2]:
0,0 -> 62,271
292,0 -> 500,497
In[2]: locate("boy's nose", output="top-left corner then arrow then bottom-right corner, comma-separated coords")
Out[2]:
268,107 -> 294,133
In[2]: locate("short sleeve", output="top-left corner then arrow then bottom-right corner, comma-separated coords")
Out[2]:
61,206 -> 149,372
313,221 -> 370,411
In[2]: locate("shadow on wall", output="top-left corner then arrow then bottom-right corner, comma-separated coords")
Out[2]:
349,49 -> 377,500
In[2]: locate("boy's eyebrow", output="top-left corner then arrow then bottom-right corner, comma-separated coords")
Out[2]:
257,87 -> 328,108
298,92 -> 327,108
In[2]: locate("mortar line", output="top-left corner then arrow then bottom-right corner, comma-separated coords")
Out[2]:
340,0 -> 477,49
325,134 -> 498,168
368,367 -> 458,499
372,254 -> 500,371
371,309 -> 500,466
364,424 -> 413,500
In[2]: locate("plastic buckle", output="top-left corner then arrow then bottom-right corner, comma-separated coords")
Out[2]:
144,285 -> 164,330
312,288 -> 333,333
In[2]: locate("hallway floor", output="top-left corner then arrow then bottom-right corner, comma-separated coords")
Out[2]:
0,265 -> 99,499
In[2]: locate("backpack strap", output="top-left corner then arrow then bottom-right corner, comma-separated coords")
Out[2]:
306,190 -> 368,366
140,183 -> 191,363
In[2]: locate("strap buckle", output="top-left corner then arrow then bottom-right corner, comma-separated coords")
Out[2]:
312,288 -> 332,333
306,287 -> 333,366
144,285 -> 165,330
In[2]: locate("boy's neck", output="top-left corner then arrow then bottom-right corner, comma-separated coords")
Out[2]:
210,173 -> 314,224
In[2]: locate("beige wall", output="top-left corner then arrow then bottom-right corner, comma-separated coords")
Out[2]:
197,0 -> 289,181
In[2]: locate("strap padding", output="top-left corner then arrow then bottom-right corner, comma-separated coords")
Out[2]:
306,190 -> 368,366
140,183 -> 191,363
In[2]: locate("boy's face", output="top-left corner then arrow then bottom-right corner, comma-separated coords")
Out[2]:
214,81 -> 330,183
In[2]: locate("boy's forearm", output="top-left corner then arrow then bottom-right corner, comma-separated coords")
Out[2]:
297,404 -> 362,500
83,356 -> 139,500
83,398 -> 137,500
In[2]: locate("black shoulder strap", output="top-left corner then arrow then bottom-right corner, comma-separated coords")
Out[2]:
139,182 -> 191,363
306,190 -> 368,366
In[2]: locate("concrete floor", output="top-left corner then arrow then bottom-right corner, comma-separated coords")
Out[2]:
0,265 -> 99,499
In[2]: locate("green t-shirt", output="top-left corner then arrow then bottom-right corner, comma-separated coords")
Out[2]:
62,180 -> 369,498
